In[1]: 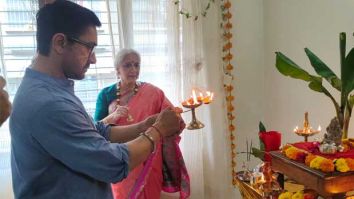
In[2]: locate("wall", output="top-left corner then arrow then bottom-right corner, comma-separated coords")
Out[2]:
232,0 -> 354,197
233,0 -> 265,198
233,0 -> 265,169
264,0 -> 354,148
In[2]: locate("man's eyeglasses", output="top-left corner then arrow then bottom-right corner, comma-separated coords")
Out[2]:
67,36 -> 97,56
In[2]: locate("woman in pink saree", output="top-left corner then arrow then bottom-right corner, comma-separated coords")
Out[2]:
94,49 -> 190,199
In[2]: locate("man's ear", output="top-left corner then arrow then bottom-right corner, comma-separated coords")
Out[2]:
52,33 -> 66,54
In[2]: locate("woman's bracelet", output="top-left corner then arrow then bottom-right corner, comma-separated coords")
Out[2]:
150,125 -> 163,137
140,132 -> 156,153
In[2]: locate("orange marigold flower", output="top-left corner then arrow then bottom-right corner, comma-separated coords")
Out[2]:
226,63 -> 233,70
223,42 -> 232,51
320,159 -> 335,172
345,158 -> 354,171
224,32 -> 233,40
227,105 -> 234,112
305,154 -> 316,166
225,85 -> 234,92
224,22 -> 232,29
229,124 -> 235,131
224,1 -> 231,9
223,53 -> 233,61
226,95 -> 235,101
230,134 -> 235,141
224,12 -> 232,19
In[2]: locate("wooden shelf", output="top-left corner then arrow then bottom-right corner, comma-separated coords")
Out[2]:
270,151 -> 354,198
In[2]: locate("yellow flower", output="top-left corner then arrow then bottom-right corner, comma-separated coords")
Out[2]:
335,158 -> 350,172
285,146 -> 298,160
292,191 -> 304,199
310,156 -> 325,169
279,192 -> 293,199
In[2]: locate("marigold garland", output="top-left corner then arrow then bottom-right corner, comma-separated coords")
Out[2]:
283,144 -> 354,173
220,0 -> 236,186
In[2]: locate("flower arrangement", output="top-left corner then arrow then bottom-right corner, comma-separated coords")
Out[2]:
278,191 -> 316,199
284,146 -> 307,162
283,144 -> 354,173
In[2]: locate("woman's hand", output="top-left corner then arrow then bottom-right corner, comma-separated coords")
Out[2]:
102,105 -> 129,124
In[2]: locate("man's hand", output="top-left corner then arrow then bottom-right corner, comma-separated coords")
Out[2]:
0,76 -> 11,126
153,107 -> 181,137
142,114 -> 157,130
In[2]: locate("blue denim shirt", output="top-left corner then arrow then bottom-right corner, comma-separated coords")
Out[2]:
10,68 -> 129,199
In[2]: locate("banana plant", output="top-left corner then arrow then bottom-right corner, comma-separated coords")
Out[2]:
275,32 -> 354,139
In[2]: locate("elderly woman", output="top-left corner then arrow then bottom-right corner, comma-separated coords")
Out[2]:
0,76 -> 11,126
94,49 -> 190,199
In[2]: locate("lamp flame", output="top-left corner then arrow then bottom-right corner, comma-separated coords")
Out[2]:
192,89 -> 199,105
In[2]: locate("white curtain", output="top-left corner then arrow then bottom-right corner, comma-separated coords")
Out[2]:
0,0 -> 235,198
166,0 -> 206,198
165,1 -> 235,198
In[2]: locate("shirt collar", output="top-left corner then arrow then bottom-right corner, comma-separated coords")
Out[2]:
25,67 -> 75,91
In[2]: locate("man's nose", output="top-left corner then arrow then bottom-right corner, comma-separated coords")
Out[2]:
89,52 -> 96,64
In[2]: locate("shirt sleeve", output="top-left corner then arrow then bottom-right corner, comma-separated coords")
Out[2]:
30,100 -> 129,183
94,89 -> 109,121
95,121 -> 111,140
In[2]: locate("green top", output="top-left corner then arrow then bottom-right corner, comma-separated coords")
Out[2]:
94,83 -> 117,121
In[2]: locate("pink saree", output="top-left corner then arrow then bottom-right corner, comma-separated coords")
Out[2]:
111,83 -> 190,199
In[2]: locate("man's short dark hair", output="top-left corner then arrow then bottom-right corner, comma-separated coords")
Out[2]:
36,0 -> 101,56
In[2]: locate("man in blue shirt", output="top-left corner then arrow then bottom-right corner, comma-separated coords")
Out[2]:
9,1 -> 182,198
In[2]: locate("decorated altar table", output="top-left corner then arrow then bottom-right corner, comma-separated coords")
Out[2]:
270,151 -> 354,198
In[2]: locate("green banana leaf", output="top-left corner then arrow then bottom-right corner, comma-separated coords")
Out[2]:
304,48 -> 341,91
276,52 -> 339,107
349,95 -> 354,110
275,52 -> 311,82
308,76 -> 323,92
276,52 -> 324,93
342,48 -> 354,100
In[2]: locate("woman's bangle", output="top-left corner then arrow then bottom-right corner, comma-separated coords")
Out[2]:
140,132 -> 156,153
150,125 -> 163,137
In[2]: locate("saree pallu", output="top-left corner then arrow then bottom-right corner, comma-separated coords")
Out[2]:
107,83 -> 190,199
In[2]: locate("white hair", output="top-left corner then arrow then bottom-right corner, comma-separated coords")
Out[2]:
114,48 -> 141,70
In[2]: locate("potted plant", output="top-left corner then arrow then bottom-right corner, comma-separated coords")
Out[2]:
275,32 -> 354,139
